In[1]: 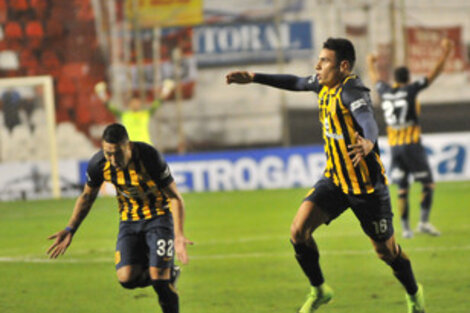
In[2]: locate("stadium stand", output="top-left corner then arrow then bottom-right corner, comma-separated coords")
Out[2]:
0,0 -> 112,160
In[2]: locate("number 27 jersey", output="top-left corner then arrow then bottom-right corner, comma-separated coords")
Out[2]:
376,78 -> 428,146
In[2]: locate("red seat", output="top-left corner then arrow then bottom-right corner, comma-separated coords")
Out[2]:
10,0 -> 29,11
61,62 -> 87,78
41,50 -> 60,68
19,50 -> 39,68
30,0 -> 48,18
57,77 -> 77,95
5,22 -> 24,39
0,0 -> 6,23
76,103 -> 92,125
46,20 -> 65,38
26,21 -> 44,38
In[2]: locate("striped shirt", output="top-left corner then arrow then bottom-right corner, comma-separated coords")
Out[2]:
254,73 -> 388,195
86,142 -> 173,221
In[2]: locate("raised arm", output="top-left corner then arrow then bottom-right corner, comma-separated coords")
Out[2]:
226,70 -> 319,92
46,184 -> 100,258
162,182 -> 193,265
94,81 -> 123,117
366,53 -> 380,85
426,38 -> 454,85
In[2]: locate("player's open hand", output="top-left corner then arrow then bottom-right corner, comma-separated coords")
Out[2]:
175,235 -> 194,265
47,230 -> 74,259
226,71 -> 254,84
441,37 -> 454,52
347,132 -> 374,167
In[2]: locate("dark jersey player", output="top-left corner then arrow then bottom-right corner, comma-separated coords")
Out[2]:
47,123 -> 192,313
227,38 -> 425,313
367,38 -> 453,238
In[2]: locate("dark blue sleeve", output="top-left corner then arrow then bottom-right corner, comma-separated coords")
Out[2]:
409,77 -> 428,93
342,88 -> 378,143
375,80 -> 392,98
86,151 -> 105,188
253,73 -> 322,93
138,143 -> 174,189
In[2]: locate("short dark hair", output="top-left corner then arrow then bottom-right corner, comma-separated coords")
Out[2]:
323,38 -> 356,69
102,123 -> 129,144
394,66 -> 410,84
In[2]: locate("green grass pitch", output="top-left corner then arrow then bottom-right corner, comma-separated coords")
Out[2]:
1,181 -> 469,313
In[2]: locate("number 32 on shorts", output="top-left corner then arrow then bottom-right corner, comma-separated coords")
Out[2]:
156,239 -> 174,257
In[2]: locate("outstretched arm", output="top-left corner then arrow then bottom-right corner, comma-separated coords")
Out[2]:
426,38 -> 454,85
366,53 -> 380,85
46,184 -> 100,258
162,182 -> 193,265
226,71 -> 318,91
226,71 -> 255,84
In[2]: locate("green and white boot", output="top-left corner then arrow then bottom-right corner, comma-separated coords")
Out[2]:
298,283 -> 334,313
406,284 -> 425,313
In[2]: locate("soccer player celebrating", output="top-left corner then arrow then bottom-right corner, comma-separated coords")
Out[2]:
367,38 -> 453,238
227,38 -> 425,313
47,123 -> 192,313
94,79 -> 175,145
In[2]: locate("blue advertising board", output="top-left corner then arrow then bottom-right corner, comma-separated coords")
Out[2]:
76,132 -> 470,195
194,21 -> 313,67
79,145 -> 326,193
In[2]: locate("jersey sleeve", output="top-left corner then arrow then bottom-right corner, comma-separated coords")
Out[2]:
138,143 -> 174,189
86,152 -> 105,188
409,77 -> 429,93
375,80 -> 392,97
342,87 -> 378,143
253,73 -> 322,93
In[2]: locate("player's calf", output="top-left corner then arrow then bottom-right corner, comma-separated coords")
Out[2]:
152,279 -> 179,313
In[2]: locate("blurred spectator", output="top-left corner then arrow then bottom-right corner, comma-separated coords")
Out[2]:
1,88 -> 21,133
94,80 -> 175,145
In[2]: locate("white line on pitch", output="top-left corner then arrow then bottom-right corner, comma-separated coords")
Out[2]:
1,245 -> 469,264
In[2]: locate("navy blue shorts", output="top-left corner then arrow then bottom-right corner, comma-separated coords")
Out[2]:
305,177 -> 394,242
115,214 -> 174,270
390,143 -> 434,189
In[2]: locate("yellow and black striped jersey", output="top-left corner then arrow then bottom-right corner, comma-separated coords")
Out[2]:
253,73 -> 388,195
317,75 -> 388,195
86,142 -> 173,222
376,78 -> 428,146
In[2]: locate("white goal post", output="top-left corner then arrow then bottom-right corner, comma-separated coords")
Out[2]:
0,75 -> 60,198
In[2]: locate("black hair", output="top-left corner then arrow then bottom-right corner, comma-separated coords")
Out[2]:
323,37 -> 356,70
102,123 -> 129,144
394,66 -> 410,84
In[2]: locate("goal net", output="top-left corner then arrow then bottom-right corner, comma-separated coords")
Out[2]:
0,76 -> 61,200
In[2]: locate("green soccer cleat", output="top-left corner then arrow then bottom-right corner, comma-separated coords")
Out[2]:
298,283 -> 334,313
406,284 -> 425,313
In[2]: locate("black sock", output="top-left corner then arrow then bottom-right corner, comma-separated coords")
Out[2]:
291,239 -> 324,287
389,246 -> 418,295
420,186 -> 434,222
398,192 -> 410,230
152,280 -> 179,313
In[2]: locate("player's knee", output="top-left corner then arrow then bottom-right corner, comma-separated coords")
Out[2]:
290,223 -> 309,244
374,244 -> 397,264
398,189 -> 408,199
116,267 -> 141,288
422,183 -> 434,192
119,280 -> 138,289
